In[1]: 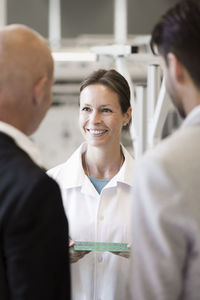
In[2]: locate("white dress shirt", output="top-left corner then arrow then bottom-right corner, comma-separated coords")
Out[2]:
0,121 -> 43,167
130,105 -> 200,300
48,142 -> 135,300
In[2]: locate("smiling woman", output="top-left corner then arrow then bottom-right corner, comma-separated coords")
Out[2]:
79,83 -> 130,155
47,69 -> 135,300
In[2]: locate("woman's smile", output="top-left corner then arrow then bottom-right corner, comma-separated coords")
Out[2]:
86,128 -> 108,137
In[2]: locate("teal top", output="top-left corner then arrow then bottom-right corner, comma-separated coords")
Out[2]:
88,175 -> 110,194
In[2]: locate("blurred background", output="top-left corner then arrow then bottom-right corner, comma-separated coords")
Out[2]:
3,0 -> 179,168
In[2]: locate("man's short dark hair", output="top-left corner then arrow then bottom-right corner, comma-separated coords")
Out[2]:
150,0 -> 200,87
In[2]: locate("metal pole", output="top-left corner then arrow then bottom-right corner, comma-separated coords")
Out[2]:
0,0 -> 7,28
150,80 -> 173,146
135,85 -> 147,158
114,0 -> 127,44
115,56 -> 134,105
147,64 -> 161,149
49,0 -> 61,48
115,56 -> 138,157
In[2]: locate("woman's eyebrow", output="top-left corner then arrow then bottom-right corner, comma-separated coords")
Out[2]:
100,104 -> 112,107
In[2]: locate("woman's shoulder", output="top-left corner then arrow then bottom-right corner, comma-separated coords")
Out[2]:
47,143 -> 85,179
47,161 -> 67,179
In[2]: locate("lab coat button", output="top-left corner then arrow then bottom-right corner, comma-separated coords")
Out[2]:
98,255 -> 103,263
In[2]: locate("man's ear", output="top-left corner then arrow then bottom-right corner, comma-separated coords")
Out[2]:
167,53 -> 185,84
33,76 -> 48,106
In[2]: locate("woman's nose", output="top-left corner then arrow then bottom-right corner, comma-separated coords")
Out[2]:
90,111 -> 101,124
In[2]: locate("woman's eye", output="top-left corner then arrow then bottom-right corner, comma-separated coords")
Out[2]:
102,108 -> 112,113
82,107 -> 91,112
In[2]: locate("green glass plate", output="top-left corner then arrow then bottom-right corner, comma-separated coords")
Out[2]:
71,241 -> 130,252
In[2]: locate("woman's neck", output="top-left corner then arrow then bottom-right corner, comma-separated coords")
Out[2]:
83,144 -> 124,180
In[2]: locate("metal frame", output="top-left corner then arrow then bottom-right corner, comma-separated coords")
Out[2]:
92,0 -> 174,159
114,0 -> 127,44
135,85 -> 147,158
0,0 -> 7,28
48,0 -> 173,159
49,0 -> 61,48
147,64 -> 161,148
149,79 -> 174,147
91,0 -> 172,158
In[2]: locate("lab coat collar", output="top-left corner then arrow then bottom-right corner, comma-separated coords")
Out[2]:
51,142 -> 135,190
50,143 -> 87,189
182,105 -> 200,128
106,145 -> 135,188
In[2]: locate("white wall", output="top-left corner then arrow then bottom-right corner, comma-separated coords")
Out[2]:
7,0 -> 178,38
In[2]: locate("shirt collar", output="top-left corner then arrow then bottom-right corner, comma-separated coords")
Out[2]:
108,145 -> 135,187
53,142 -> 135,189
0,121 -> 44,167
182,105 -> 200,128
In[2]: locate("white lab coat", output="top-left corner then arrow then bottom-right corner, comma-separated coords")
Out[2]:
130,105 -> 200,300
48,142 -> 135,300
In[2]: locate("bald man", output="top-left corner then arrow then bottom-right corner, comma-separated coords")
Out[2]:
0,25 -> 70,299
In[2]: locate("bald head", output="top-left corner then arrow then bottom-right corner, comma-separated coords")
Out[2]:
0,24 -> 54,135
0,24 -> 53,89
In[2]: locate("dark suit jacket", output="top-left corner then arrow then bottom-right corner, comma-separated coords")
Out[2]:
0,132 -> 70,299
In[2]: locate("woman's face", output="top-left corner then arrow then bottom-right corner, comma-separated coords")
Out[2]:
79,84 -> 131,148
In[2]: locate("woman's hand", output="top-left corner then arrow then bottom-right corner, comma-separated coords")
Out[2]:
69,237 -> 90,263
111,251 -> 130,259
110,244 -> 131,259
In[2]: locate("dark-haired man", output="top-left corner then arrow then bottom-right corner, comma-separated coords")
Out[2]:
0,24 -> 70,299
130,0 -> 200,299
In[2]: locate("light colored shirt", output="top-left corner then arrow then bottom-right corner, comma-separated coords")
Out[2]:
130,105 -> 200,300
0,121 -> 43,167
87,175 -> 109,194
48,142 -> 135,300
